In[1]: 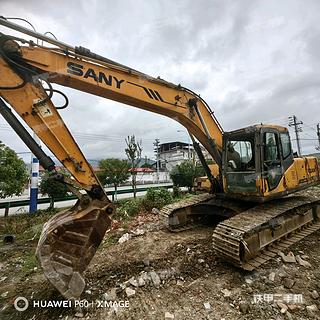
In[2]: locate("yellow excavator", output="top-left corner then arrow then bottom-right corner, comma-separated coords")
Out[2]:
0,17 -> 319,300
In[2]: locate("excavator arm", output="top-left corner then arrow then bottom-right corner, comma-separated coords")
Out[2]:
0,18 -> 223,299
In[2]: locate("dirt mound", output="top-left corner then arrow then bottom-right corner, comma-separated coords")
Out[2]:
0,212 -> 320,319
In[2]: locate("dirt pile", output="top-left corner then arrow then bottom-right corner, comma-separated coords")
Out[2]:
0,210 -> 320,319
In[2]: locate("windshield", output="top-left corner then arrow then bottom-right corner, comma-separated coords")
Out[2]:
227,139 -> 255,172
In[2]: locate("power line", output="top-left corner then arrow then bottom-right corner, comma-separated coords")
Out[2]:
0,123 -> 157,142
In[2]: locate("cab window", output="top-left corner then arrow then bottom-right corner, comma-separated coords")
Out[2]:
227,140 -> 254,171
265,132 -> 279,162
280,133 -> 291,158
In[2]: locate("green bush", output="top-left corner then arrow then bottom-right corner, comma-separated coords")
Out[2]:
117,198 -> 143,217
143,188 -> 173,210
170,160 -> 204,192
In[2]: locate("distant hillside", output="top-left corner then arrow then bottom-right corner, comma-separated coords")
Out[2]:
25,157 -> 156,171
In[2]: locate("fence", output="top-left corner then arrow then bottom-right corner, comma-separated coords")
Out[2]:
0,185 -> 173,217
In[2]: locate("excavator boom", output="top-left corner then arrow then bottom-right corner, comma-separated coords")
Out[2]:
0,18 -> 223,300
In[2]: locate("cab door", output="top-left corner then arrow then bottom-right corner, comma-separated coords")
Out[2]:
262,131 -> 283,190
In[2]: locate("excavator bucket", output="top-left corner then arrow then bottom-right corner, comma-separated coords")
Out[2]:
36,198 -> 114,300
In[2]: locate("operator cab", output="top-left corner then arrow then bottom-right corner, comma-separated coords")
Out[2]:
222,125 -> 294,201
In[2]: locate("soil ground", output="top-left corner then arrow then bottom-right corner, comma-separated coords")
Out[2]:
0,205 -> 320,320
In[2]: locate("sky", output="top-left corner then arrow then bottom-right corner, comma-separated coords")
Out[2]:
0,0 -> 320,163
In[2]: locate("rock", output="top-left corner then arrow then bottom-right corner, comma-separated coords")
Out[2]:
287,304 -> 297,311
118,233 -> 131,244
75,311 -> 84,318
245,277 -> 253,285
125,287 -> 136,297
142,258 -> 150,267
1,292 -> 8,298
132,229 -> 145,236
277,302 -> 288,314
246,287 -> 253,294
138,277 -> 146,287
311,290 -> 319,299
279,251 -> 296,263
239,302 -> 249,314
306,304 -> 318,317
158,270 -> 169,280
203,302 -> 211,311
277,267 -> 288,279
221,289 -> 232,297
151,208 -> 160,215
140,272 -> 151,284
116,283 -> 126,292
128,277 -> 138,287
269,272 -> 276,282
164,312 -> 175,319
176,280 -> 184,286
285,311 -> 293,320
149,271 -> 161,287
301,254 -> 309,260
283,278 -> 295,289
296,255 -> 312,268
198,259 -> 205,264
103,288 -> 117,301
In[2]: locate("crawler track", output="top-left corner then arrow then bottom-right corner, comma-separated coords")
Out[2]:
212,189 -> 320,270
161,189 -> 320,271
160,193 -> 215,231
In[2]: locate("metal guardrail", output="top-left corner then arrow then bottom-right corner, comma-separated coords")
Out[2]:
0,185 -> 173,217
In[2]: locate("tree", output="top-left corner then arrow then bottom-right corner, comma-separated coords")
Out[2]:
125,135 -> 142,198
0,141 -> 28,198
170,160 -> 204,192
39,170 -> 69,209
98,158 -> 130,200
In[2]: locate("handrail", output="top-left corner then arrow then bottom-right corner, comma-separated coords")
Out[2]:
0,185 -> 173,216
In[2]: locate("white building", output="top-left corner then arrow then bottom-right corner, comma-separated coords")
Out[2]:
157,142 -> 196,171
157,141 -> 213,172
127,168 -> 170,184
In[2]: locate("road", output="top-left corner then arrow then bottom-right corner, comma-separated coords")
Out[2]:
0,183 -> 173,217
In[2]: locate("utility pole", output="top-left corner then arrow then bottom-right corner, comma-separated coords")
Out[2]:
153,139 -> 160,184
289,115 -> 303,156
317,123 -> 320,151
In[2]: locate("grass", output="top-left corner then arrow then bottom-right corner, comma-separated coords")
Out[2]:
0,189 -> 192,243
0,209 -> 58,243
0,188 -> 195,286
101,234 -> 121,248
21,250 -> 38,274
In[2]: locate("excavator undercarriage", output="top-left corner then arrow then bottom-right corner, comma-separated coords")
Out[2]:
161,189 -> 320,270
